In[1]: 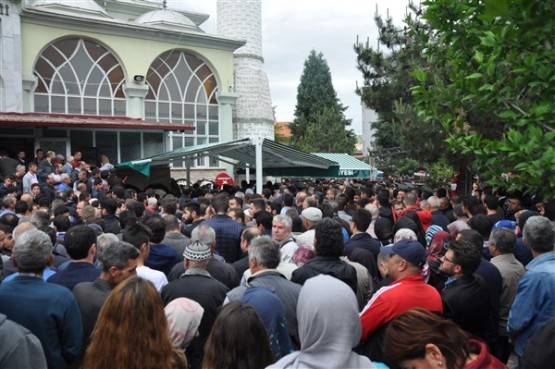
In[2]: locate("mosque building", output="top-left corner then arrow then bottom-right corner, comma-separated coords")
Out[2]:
0,0 -> 274,178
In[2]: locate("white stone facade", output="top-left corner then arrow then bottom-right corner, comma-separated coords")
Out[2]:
217,0 -> 274,140
0,1 -> 23,112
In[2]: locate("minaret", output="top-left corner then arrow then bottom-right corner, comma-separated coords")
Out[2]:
216,0 -> 274,140
0,1 -> 24,112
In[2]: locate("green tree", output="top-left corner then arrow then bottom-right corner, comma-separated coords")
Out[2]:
290,50 -> 356,153
411,0 -> 555,198
354,7 -> 450,166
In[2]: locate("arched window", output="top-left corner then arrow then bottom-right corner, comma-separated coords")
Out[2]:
145,50 -> 219,167
34,38 -> 126,115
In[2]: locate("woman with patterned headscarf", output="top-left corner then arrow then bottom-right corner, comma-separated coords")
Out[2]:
164,298 -> 204,350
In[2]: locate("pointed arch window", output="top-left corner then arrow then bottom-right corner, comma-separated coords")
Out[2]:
34,38 -> 126,116
145,50 -> 219,168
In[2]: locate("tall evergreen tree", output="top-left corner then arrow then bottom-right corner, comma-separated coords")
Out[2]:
290,50 -> 356,153
354,6 -> 449,165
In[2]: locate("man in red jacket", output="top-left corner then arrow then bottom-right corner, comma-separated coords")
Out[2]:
360,239 -> 443,341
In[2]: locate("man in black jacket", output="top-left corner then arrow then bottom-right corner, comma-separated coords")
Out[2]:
161,241 -> 228,369
100,197 -> 120,235
345,208 -> 381,261
291,218 -> 357,293
440,240 -> 491,340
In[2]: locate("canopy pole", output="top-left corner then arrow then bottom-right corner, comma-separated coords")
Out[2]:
255,137 -> 263,194
186,161 -> 191,187
246,164 -> 250,185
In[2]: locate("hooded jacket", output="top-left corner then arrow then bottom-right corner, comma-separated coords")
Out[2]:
267,275 -> 376,369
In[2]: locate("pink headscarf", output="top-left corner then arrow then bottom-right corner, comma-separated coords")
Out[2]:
164,298 -> 204,349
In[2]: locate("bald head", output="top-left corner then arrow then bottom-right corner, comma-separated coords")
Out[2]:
20,193 -> 33,208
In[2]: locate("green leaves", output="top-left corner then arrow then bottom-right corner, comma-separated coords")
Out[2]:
479,31 -> 497,47
482,0 -> 510,20
466,73 -> 483,79
411,69 -> 427,83
407,0 -> 555,199
473,50 -> 484,64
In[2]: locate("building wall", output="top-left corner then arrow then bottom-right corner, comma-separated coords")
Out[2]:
1,2 -> 253,182
20,22 -> 235,91
14,17 -> 239,162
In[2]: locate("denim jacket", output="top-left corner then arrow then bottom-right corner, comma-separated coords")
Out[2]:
508,251 -> 555,356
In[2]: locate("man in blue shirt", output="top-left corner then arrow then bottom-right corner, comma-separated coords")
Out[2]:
47,225 -> 100,290
508,216 -> 555,360
204,194 -> 243,263
144,216 -> 182,275
0,229 -> 83,369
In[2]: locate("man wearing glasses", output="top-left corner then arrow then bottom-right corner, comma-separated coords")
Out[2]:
440,240 -> 491,341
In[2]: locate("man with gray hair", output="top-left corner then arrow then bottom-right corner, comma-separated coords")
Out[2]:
95,233 -> 119,260
73,241 -> 139,347
272,214 -> 298,263
488,227 -> 524,362
167,224 -> 238,289
508,216 -> 555,360
364,201 -> 380,238
58,173 -> 72,192
30,210 -> 50,228
0,229 -> 83,369
227,235 -> 301,345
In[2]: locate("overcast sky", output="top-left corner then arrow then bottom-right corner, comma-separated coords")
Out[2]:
169,0 -> 408,134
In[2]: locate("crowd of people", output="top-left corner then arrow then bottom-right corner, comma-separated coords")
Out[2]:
0,147 -> 554,369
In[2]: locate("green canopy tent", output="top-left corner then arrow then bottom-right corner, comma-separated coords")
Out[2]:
116,138 -> 338,193
261,153 -> 383,179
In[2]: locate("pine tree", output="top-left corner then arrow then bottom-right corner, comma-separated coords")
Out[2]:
354,6 -> 449,165
290,50 -> 356,154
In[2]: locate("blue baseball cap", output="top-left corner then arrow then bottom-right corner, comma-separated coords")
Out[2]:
493,220 -> 517,231
380,239 -> 427,268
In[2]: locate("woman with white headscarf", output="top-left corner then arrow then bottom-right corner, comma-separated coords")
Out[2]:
267,274 -> 380,369
164,298 -> 204,350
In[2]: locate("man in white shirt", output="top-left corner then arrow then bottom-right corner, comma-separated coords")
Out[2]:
22,163 -> 38,194
123,223 -> 168,292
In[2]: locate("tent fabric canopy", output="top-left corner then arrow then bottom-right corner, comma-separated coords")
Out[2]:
117,140 -> 383,185
261,153 -> 383,179
116,139 -> 338,186
140,138 -> 336,169
313,153 -> 372,178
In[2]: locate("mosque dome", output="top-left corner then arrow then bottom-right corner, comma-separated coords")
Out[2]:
136,8 -> 197,29
30,0 -> 109,17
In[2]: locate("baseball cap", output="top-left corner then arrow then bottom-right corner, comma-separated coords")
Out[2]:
380,239 -> 427,268
492,220 -> 517,231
